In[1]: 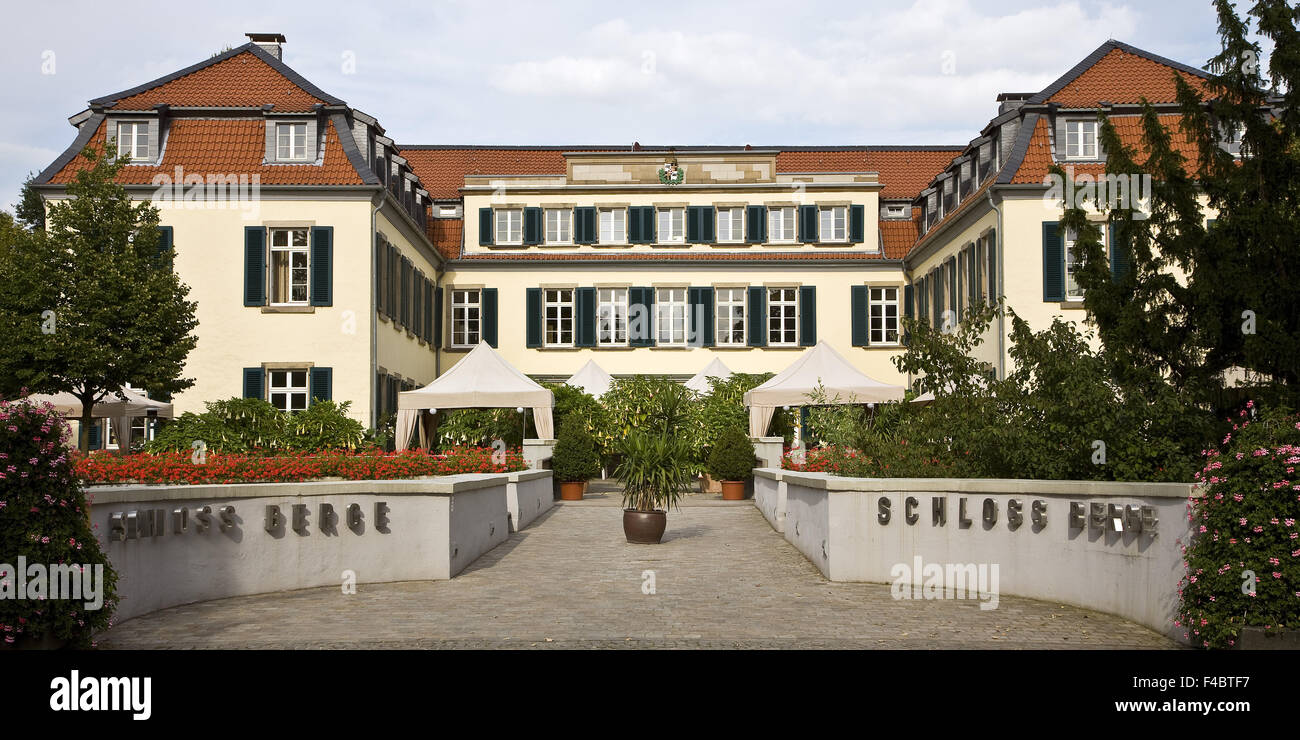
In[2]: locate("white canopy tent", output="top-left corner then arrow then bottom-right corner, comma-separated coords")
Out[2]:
395,342 -> 555,450
684,357 -> 733,394
742,340 -> 905,436
26,388 -> 174,450
564,359 -> 613,398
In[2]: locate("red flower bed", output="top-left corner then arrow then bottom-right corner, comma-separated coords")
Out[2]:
75,447 -> 527,485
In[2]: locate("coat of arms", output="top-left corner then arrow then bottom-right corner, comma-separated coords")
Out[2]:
658,158 -> 684,185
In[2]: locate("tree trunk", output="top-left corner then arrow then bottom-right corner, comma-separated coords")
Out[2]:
78,396 -> 95,455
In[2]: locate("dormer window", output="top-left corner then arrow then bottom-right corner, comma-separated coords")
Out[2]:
882,204 -> 907,219
115,121 -> 150,162
277,122 -> 308,161
1065,120 -> 1098,159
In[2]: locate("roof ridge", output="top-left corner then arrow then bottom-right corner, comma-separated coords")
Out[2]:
87,42 -> 345,109
1026,39 -> 1210,105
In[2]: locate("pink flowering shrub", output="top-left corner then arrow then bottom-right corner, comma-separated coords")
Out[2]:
0,395 -> 119,648
1177,404 -> 1300,648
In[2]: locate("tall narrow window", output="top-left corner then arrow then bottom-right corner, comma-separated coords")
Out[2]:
544,288 -> 575,346
657,207 -> 684,244
276,122 -> 308,161
115,122 -> 149,162
599,208 -> 626,244
269,227 -> 309,305
1064,227 -> 1084,299
769,206 -> 796,242
1065,120 -> 1098,159
544,209 -> 571,244
268,369 -> 309,413
495,209 -> 522,244
768,287 -> 798,346
715,287 -> 746,346
656,288 -> 688,346
819,206 -> 847,242
716,207 -> 745,243
869,286 -> 900,344
597,288 -> 628,346
451,289 -> 481,348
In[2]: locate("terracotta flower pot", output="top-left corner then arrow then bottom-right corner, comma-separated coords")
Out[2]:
721,481 -> 746,500
559,481 -> 585,500
623,509 -> 667,544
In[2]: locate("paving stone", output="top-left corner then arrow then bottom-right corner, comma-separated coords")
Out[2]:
98,501 -> 1175,649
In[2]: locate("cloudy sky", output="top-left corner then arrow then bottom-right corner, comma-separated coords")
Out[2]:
0,0 -> 1262,212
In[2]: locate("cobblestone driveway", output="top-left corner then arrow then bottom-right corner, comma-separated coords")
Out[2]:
99,497 -> 1175,649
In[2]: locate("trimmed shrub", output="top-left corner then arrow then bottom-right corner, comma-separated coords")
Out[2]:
1,395 -> 119,647
707,425 -> 756,482
552,414 -> 600,483
1177,404 -> 1300,648
148,398 -> 366,454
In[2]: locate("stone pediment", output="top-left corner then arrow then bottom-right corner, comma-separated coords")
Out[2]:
564,150 -> 779,186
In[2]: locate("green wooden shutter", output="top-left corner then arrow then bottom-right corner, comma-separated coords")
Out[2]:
309,226 -> 333,306
630,287 -> 655,347
628,207 -> 644,244
479,208 -> 494,245
986,230 -> 998,301
700,206 -> 715,243
242,367 -> 264,400
688,286 -> 715,347
799,205 -> 818,243
576,287 -> 596,347
643,206 -> 656,244
433,286 -> 444,348
851,285 -> 869,346
799,285 -> 817,346
424,280 -> 434,343
950,257 -> 961,319
932,270 -> 943,327
88,423 -> 101,450
903,283 -> 914,347
310,367 -> 333,403
747,286 -> 766,347
525,288 -> 542,347
523,207 -> 543,245
482,288 -> 499,348
375,238 -> 387,318
746,205 -> 766,243
156,225 -> 174,271
388,244 -> 399,319
849,205 -> 865,243
1042,222 -> 1065,302
573,207 -> 596,244
686,207 -> 701,243
243,226 -> 266,306
1108,222 -> 1131,281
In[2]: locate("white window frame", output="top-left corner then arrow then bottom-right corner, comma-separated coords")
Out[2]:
597,287 -> 629,347
276,122 -> 309,161
268,368 -> 310,413
495,208 -> 523,245
1065,120 -> 1099,160
769,206 -> 796,242
544,288 -> 575,347
657,207 -> 685,244
598,207 -> 626,244
767,287 -> 799,346
715,287 -> 747,346
1064,226 -> 1084,300
819,206 -> 848,242
655,287 -> 689,347
716,207 -> 745,243
544,208 -> 572,244
883,204 -> 907,219
869,286 -> 900,345
451,289 -> 482,349
115,121 -> 150,162
269,227 -> 310,306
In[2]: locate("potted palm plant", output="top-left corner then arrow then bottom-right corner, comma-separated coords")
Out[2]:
614,432 -> 695,544
552,415 -> 600,501
706,425 -> 756,500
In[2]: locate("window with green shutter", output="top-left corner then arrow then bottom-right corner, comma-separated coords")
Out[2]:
798,285 -> 817,346
156,225 -> 174,271
576,287 -> 597,346
746,286 -> 766,347
849,205 -> 865,243
243,226 -> 267,306
309,226 -> 333,306
481,288 -> 499,348
574,207 -> 597,244
851,285 -> 869,346
799,205 -> 818,243
310,367 -> 332,403
479,207 -> 493,245
1042,222 -> 1065,302
1108,222 -> 1131,281
242,367 -> 265,399
688,286 -> 714,347
525,288 -> 542,347
524,207 -> 543,245
746,205 -> 766,243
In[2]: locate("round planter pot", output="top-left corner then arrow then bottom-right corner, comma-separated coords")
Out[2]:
721,481 -> 746,500
623,509 -> 667,544
559,481 -> 586,501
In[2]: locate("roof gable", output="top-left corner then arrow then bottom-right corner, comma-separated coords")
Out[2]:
1029,41 -> 1211,107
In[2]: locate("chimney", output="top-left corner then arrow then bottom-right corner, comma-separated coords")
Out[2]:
246,33 -> 286,60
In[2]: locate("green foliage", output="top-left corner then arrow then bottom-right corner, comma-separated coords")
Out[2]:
1178,405 -> 1300,648
598,375 -> 704,458
552,414 -> 601,482
145,398 -> 363,454
543,382 -> 608,459
434,407 -> 524,449
803,382 -> 873,449
615,432 -> 697,513
696,372 -> 794,450
14,173 -> 45,230
0,144 -> 199,451
0,396 -> 119,647
706,425 -> 757,482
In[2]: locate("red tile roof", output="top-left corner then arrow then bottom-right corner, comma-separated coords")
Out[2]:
47,117 -> 364,185
879,218 -> 918,259
401,147 -> 961,201
1046,47 -> 1211,107
428,218 -> 462,260
1011,113 -> 1200,184
107,50 -> 325,112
